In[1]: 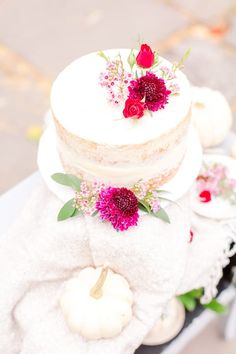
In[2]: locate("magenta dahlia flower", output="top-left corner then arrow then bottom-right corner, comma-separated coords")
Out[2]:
96,187 -> 139,231
128,72 -> 171,111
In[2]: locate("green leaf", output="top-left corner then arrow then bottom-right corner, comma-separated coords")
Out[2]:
71,208 -> 82,217
178,294 -> 197,312
154,51 -> 159,65
173,48 -> 192,72
187,288 -> 204,299
153,208 -> 170,223
51,173 -> 81,191
138,200 -> 151,214
57,199 -> 76,221
92,210 -> 99,217
97,51 -> 110,62
127,49 -> 136,70
156,189 -> 170,194
203,299 -> 228,314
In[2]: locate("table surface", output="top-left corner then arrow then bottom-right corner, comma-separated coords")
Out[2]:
1,170 -> 236,354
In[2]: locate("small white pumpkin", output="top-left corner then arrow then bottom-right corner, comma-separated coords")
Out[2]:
143,298 -> 185,346
231,140 -> 236,159
60,266 -> 133,340
191,86 -> 232,148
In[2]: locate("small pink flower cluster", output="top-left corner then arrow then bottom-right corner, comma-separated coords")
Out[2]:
197,164 -> 227,196
149,192 -> 161,213
74,181 -> 105,215
169,82 -> 180,95
196,163 -> 236,205
158,67 -> 180,95
159,66 -> 176,80
132,182 -> 161,213
99,60 -> 131,106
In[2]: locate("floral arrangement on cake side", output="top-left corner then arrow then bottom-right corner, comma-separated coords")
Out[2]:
98,43 -> 191,119
51,173 -> 172,232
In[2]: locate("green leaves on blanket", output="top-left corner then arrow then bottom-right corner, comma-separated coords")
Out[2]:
57,199 -> 81,221
51,172 -> 172,226
138,197 -> 171,224
51,173 -> 82,221
178,288 -> 227,314
52,173 -> 81,191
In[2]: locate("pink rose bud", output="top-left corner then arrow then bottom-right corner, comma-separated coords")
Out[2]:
136,44 -> 155,69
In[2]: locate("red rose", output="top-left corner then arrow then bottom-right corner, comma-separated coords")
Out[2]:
136,44 -> 155,68
123,98 -> 145,119
199,190 -> 212,203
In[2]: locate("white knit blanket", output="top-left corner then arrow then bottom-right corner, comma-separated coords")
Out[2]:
0,181 -> 235,354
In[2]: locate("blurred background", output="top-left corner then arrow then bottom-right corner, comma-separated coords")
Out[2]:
0,0 -> 236,353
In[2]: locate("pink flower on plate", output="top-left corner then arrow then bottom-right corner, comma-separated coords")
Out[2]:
199,190 -> 212,203
229,178 -> 236,189
96,187 -> 139,231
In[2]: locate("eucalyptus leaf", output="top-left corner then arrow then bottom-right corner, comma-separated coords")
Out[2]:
138,200 -> 151,214
51,173 -> 81,191
178,294 -> 196,312
203,299 -> 227,314
153,208 -> 170,223
57,199 -> 76,221
71,208 -> 82,217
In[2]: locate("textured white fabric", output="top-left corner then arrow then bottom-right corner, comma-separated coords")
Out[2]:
178,214 -> 236,303
0,182 -> 190,354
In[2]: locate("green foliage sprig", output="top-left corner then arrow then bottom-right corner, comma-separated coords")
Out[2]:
178,288 -> 227,314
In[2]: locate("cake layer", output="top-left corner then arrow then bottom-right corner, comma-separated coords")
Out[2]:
53,109 -> 190,186
51,49 -> 192,186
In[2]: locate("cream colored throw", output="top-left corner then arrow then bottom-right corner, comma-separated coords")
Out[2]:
0,181 -> 235,354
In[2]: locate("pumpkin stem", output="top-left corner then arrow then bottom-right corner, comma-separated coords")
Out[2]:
90,266 -> 109,299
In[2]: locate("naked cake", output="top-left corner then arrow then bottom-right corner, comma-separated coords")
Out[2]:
51,47 -> 191,188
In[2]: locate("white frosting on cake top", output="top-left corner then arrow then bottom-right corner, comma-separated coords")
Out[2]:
51,49 -> 191,145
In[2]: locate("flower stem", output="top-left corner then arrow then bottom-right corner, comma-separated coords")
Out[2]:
90,266 -> 109,299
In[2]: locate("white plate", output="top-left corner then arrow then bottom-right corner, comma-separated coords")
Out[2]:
143,298 -> 185,346
37,122 -> 202,203
190,154 -> 236,220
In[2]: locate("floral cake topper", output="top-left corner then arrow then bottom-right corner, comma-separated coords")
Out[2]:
98,43 -> 191,119
51,173 -> 172,232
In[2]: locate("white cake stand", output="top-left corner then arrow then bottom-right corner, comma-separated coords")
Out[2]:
37,122 -> 202,203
